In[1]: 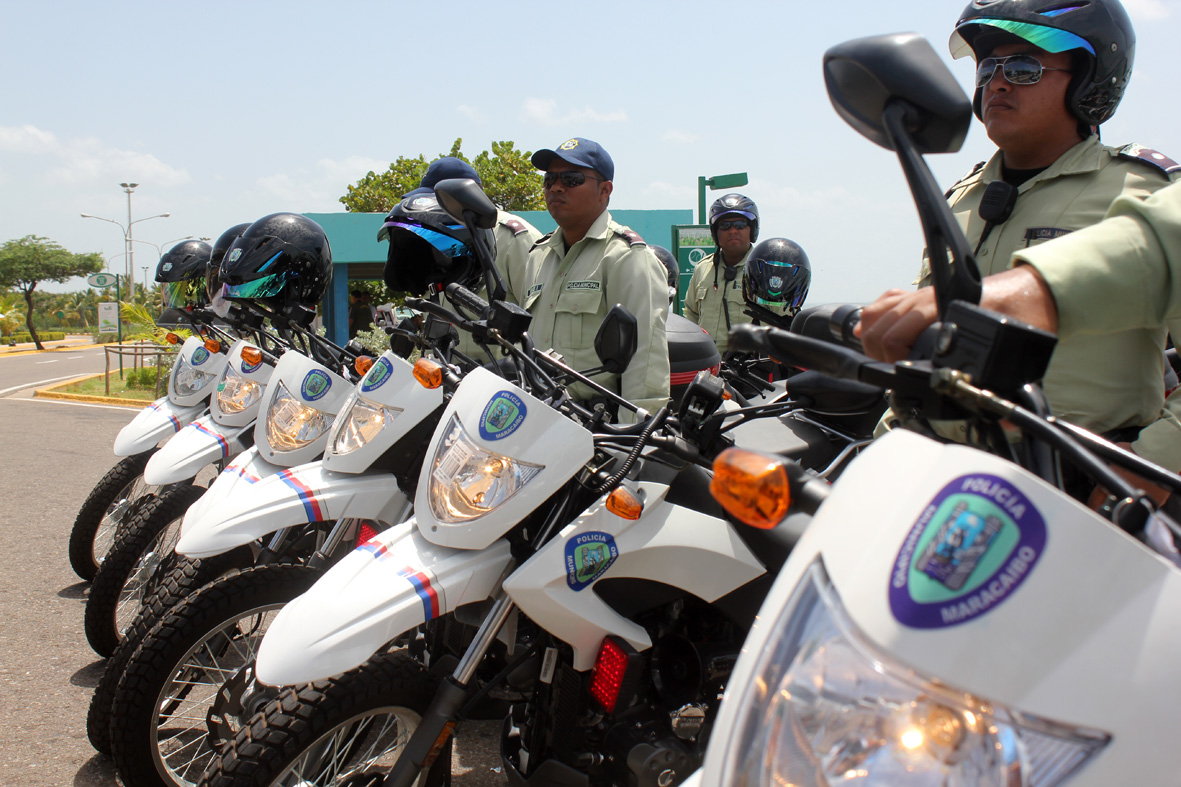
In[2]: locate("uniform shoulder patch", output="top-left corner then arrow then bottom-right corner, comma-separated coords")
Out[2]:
501,217 -> 529,236
530,232 -> 554,251
944,161 -> 986,199
1119,144 -> 1181,176
614,227 -> 646,247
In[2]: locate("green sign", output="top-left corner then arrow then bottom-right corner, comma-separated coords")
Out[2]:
670,224 -> 716,315
88,273 -> 117,288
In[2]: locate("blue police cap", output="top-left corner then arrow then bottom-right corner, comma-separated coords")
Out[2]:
531,137 -> 614,181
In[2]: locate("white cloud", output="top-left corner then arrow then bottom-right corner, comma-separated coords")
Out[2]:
0,124 -> 190,186
1123,0 -> 1169,20
522,98 -> 628,126
661,130 -> 700,144
255,156 -> 388,210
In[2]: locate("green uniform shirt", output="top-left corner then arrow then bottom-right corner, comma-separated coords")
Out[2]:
524,210 -> 671,418
684,248 -> 753,354
1016,181 -> 1181,470
916,136 -> 1178,449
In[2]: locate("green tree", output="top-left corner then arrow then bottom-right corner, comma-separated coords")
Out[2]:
0,236 -> 104,349
339,138 -> 545,214
0,291 -> 25,337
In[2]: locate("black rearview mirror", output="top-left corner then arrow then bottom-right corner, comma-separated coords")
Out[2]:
823,32 -> 971,155
594,305 -> 638,375
433,178 -> 498,229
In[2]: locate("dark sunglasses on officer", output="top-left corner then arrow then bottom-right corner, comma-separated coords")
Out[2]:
717,219 -> 750,232
543,171 -> 606,189
975,54 -> 1071,88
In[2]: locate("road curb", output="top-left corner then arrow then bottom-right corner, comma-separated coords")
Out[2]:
0,341 -> 98,358
33,373 -> 152,408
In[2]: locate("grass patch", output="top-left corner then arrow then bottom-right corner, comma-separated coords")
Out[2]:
59,370 -> 164,402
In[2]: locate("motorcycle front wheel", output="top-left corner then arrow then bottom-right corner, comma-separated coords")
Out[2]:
84,482 -> 206,657
202,651 -> 450,787
68,449 -> 158,581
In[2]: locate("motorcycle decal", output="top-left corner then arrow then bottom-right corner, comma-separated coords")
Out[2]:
300,370 -> 332,402
565,531 -> 619,591
146,402 -> 183,431
889,473 -> 1046,629
479,391 -> 527,441
191,347 -> 210,366
190,421 -> 231,458
220,465 -> 261,484
360,357 -> 394,393
276,469 -> 326,521
354,544 -> 441,621
241,357 -> 263,374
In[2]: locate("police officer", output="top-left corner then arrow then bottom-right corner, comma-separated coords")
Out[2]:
405,156 -> 541,306
861,181 -> 1181,504
903,0 -> 1180,475
524,137 -> 670,418
685,194 -> 762,353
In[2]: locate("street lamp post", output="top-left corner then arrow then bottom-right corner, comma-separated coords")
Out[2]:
697,172 -> 750,223
81,182 -> 170,290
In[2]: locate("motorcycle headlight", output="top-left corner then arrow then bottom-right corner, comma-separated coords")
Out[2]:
265,380 -> 335,453
428,414 -> 541,523
329,392 -> 403,456
174,355 -> 217,396
217,365 -> 264,414
718,559 -> 1109,787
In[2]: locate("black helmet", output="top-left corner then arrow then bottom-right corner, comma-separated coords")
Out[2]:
950,0 -> 1135,127
651,245 -> 679,303
207,222 -> 252,304
378,190 -> 494,296
743,238 -> 811,317
219,213 -> 333,316
708,193 -> 759,244
155,240 -> 212,309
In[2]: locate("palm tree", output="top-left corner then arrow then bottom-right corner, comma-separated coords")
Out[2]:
0,291 -> 26,336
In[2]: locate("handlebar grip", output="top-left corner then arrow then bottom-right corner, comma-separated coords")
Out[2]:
445,283 -> 490,318
829,304 -> 864,352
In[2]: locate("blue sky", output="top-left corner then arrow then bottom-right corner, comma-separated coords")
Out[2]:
3,0 -> 1175,302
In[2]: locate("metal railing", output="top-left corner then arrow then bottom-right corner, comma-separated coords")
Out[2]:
103,342 -> 174,397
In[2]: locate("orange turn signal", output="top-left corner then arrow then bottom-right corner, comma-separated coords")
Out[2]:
710,448 -> 791,529
413,358 -> 443,389
241,346 -> 262,366
355,356 -> 375,376
165,332 -> 180,345
204,338 -> 221,354
606,487 -> 644,520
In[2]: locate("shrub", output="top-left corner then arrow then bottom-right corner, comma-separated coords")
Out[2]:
9,331 -> 65,343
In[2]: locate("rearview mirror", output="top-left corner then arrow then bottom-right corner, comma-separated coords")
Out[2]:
594,305 -> 638,375
823,32 -> 971,155
433,178 -> 498,230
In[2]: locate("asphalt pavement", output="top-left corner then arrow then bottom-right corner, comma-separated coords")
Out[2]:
0,376 -> 505,786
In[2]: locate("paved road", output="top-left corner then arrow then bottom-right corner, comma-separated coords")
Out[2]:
0,390 -> 505,786
0,345 -> 108,397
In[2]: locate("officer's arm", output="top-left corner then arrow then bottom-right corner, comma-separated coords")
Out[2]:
683,264 -> 702,323
606,248 -> 670,415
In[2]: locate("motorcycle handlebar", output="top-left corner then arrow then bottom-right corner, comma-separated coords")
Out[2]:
445,283 -> 491,319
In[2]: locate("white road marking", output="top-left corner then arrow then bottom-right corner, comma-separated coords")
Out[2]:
35,359 -> 59,364
2,397 -> 141,412
0,374 -> 102,398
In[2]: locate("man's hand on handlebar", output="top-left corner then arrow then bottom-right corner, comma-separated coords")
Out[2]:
854,266 -> 1060,363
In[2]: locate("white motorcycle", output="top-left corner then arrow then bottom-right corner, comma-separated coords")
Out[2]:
686,32 -> 1181,787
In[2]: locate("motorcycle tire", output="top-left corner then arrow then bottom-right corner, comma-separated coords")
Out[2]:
84,482 -> 206,657
109,563 -> 324,787
87,549 -> 250,755
202,650 -> 450,787
68,449 -> 158,581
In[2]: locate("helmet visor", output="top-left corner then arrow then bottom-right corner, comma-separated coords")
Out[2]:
381,221 -> 470,258
949,18 -> 1094,60
163,279 -> 204,309
224,271 -> 288,300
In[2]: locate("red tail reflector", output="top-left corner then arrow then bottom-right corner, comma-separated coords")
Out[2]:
589,636 -> 639,713
355,521 -> 380,547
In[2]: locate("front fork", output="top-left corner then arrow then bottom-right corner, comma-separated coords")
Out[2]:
382,591 -> 518,787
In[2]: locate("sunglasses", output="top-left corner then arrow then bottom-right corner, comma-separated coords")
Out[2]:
717,219 -> 750,232
975,54 -> 1071,88
543,171 -> 604,189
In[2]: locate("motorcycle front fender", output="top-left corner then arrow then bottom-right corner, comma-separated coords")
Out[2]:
180,447 -> 284,538
177,462 -> 409,559
255,522 -> 512,686
113,397 -> 207,457
143,415 -> 253,485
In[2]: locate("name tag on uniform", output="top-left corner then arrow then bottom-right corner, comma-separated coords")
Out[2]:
1024,227 -> 1071,244
565,280 -> 601,292
525,284 -> 543,301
